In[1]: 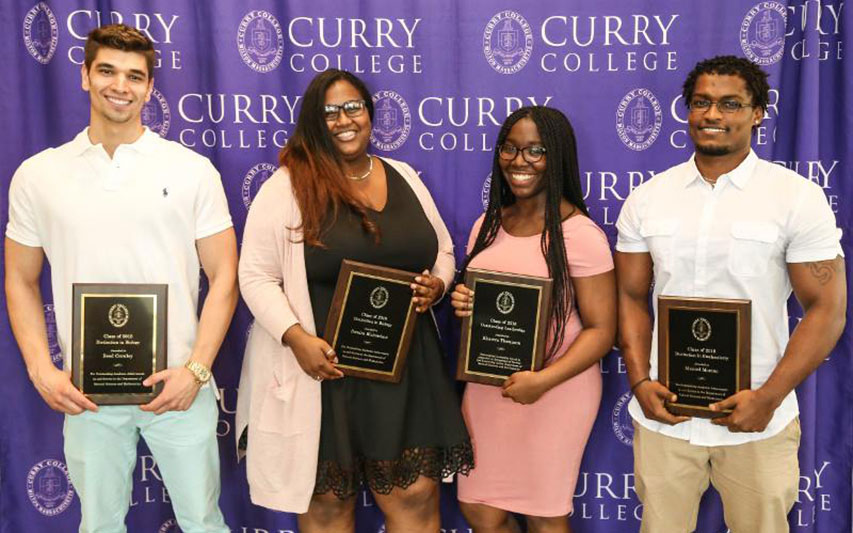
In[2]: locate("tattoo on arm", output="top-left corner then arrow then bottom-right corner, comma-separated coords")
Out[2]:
805,259 -> 840,286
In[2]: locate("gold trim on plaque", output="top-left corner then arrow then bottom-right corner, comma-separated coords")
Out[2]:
331,271 -> 415,377
665,305 -> 742,414
462,279 -> 544,380
79,293 -> 158,393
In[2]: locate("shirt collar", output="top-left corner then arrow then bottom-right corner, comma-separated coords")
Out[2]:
69,126 -> 158,157
683,150 -> 758,189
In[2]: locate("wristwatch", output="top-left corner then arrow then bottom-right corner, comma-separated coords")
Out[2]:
184,360 -> 212,385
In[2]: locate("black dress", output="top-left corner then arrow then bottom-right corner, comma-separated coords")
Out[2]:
304,160 -> 473,499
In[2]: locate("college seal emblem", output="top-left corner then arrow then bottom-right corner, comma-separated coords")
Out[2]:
158,518 -> 182,533
241,162 -> 278,209
740,2 -> 787,65
692,317 -> 712,342
616,88 -> 663,151
496,291 -> 515,315
23,2 -> 58,64
481,173 -> 492,211
483,11 -> 534,74
611,390 -> 635,446
370,286 -> 390,310
108,303 -> 129,328
142,88 -> 171,137
371,90 -> 412,151
43,303 -> 62,367
26,459 -> 75,516
237,10 -> 284,73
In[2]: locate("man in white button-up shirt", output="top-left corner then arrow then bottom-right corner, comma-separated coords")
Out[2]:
5,26 -> 237,533
616,56 -> 845,533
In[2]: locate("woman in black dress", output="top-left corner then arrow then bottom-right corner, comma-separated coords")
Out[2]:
238,69 -> 472,532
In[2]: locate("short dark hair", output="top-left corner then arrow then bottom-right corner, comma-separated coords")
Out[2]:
682,55 -> 770,113
84,24 -> 155,77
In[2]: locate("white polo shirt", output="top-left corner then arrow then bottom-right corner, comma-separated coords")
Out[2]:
616,150 -> 842,446
6,128 -> 233,369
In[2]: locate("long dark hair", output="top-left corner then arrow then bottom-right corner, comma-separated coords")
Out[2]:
280,69 -> 377,246
459,106 -> 589,359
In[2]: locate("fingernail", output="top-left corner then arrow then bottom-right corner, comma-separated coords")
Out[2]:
415,277 -> 423,283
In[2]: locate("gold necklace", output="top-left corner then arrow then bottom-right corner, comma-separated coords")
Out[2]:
346,155 -> 373,181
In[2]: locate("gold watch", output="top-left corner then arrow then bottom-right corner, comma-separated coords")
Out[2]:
184,360 -> 212,385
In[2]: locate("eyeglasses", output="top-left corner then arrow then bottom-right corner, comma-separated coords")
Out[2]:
324,100 -> 367,121
688,98 -> 755,114
498,143 -> 547,163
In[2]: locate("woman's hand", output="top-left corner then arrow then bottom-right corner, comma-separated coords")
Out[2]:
449,283 -> 474,318
502,371 -> 551,405
282,325 -> 344,381
411,269 -> 445,313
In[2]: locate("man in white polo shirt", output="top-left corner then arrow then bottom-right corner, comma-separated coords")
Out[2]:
5,25 -> 237,532
616,56 -> 846,532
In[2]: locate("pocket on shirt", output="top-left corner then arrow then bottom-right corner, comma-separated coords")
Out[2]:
728,222 -> 779,277
640,218 -> 679,270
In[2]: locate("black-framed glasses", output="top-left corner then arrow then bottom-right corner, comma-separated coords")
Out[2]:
498,143 -> 547,163
324,99 -> 367,121
688,98 -> 755,114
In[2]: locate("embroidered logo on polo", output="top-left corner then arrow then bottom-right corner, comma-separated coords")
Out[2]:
692,317 -> 712,342
740,2 -> 787,65
496,291 -> 515,315
142,89 -> 172,137
371,90 -> 412,152
241,162 -> 277,209
370,286 -> 390,310
108,304 -> 130,328
611,390 -> 634,446
26,459 -> 75,516
237,10 -> 285,73
43,303 -> 62,368
23,2 -> 58,64
616,88 -> 663,151
483,11 -> 534,74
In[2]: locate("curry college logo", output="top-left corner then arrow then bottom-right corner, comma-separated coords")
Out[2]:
109,303 -> 130,328
370,286 -> 390,309
26,459 -> 75,516
611,390 -> 634,446
142,88 -> 172,137
481,173 -> 492,211
483,11 -> 534,75
616,88 -> 663,151
241,162 -> 278,209
496,291 -> 515,315
692,317 -> 712,342
237,10 -> 284,73
740,2 -> 787,65
23,2 -> 58,64
43,303 -> 62,367
158,518 -> 182,533
371,90 -> 412,151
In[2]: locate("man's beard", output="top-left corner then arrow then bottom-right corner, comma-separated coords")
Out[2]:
695,142 -> 731,156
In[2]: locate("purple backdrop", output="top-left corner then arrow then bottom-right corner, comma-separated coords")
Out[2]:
1,1 -> 849,532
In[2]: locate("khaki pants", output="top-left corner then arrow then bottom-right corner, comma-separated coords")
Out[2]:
633,419 -> 800,533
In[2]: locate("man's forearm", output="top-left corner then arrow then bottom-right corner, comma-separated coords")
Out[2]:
618,299 -> 654,386
190,276 -> 238,368
6,280 -> 53,380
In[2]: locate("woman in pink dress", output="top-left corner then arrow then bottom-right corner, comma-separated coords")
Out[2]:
452,106 -> 616,532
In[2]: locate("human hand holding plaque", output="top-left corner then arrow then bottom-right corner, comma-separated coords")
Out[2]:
658,296 -> 751,418
72,283 -> 167,405
456,269 -> 552,386
323,260 -> 419,383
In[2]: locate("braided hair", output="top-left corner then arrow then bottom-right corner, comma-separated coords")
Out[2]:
459,106 -> 589,359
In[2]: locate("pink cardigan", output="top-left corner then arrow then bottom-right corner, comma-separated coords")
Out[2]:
235,157 -> 455,513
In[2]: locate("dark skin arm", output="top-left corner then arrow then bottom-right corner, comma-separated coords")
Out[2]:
615,251 -> 689,425
710,256 -> 846,431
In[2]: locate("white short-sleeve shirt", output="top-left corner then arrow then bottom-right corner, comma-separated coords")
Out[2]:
616,150 -> 842,446
6,128 -> 233,369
